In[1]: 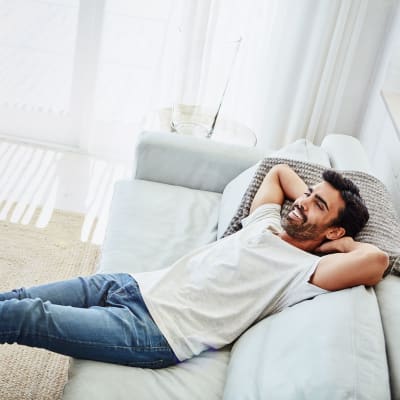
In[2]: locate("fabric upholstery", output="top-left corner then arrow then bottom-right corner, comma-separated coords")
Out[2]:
134,131 -> 263,193
271,138 -> 331,166
223,286 -> 390,400
374,275 -> 400,399
99,180 -> 221,274
63,346 -> 231,400
321,134 -> 373,173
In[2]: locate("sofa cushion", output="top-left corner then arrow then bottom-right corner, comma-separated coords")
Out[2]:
98,179 -> 221,274
220,158 -> 400,275
374,275 -> 400,399
223,286 -> 390,400
320,134 -> 372,173
63,346 -> 230,400
134,131 -> 264,193
271,138 -> 331,166
217,139 -> 330,238
65,179 -> 229,400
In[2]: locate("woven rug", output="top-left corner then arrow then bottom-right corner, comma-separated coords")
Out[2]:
0,207 -> 101,400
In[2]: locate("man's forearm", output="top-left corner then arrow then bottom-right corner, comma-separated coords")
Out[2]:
250,164 -> 307,212
314,237 -> 389,289
274,164 -> 308,201
317,236 -> 385,255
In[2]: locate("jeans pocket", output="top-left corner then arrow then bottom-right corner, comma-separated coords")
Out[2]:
106,284 -> 132,308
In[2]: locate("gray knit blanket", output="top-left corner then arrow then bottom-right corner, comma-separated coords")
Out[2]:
221,157 -> 400,277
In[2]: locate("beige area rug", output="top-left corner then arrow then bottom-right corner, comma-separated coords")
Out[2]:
0,207 -> 101,400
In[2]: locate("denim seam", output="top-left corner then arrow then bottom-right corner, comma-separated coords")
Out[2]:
1,331 -> 172,352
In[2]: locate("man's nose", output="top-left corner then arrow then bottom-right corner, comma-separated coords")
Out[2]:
298,198 -> 308,210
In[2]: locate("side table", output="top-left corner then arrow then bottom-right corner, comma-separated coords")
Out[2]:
142,107 -> 257,147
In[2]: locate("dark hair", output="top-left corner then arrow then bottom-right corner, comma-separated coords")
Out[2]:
322,170 -> 369,237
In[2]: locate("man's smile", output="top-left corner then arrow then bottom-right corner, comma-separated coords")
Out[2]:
289,206 -> 306,222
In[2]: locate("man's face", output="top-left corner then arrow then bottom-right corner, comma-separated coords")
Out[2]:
281,181 -> 345,241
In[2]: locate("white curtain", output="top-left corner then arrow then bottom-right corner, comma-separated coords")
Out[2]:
0,0 -> 368,161
208,0 -> 368,149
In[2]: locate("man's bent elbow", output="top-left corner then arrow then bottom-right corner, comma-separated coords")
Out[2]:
274,163 -> 292,174
377,250 -> 389,273
368,250 -> 389,286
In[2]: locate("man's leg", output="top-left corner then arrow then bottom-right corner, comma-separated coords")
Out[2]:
0,276 -> 179,368
0,273 -> 131,308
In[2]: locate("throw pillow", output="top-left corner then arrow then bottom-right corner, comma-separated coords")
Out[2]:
221,157 -> 400,276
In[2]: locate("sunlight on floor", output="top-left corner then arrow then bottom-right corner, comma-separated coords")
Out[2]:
0,139 -> 132,244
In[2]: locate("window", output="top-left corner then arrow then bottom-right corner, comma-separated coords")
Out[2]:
0,0 -> 177,160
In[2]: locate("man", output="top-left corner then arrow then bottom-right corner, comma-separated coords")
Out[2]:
0,165 -> 388,368
251,164 -> 388,290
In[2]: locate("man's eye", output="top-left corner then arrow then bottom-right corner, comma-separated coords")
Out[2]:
304,192 -> 311,197
317,202 -> 324,210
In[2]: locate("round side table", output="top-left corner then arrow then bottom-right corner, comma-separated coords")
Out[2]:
143,107 -> 257,147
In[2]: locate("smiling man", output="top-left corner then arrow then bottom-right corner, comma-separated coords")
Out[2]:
0,164 -> 389,368
251,164 -> 388,291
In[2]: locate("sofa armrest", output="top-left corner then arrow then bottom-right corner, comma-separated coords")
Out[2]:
133,131 -> 263,193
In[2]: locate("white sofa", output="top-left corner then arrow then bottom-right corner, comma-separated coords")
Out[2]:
62,131 -> 399,400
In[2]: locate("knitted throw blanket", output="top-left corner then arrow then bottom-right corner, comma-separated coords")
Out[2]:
221,157 -> 400,276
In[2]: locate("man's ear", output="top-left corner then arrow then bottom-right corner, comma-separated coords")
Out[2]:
325,226 -> 346,240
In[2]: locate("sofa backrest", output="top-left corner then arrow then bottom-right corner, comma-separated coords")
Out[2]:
134,132 -> 372,194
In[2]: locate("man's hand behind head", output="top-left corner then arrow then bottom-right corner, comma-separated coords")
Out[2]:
315,236 -> 356,254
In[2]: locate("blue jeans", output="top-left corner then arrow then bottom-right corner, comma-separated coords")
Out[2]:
0,273 -> 179,368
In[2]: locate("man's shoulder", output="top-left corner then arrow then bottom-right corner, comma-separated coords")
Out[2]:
241,203 -> 283,232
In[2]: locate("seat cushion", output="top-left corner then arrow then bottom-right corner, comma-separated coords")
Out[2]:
223,286 -> 390,400
98,179 -> 221,274
63,346 -> 230,400
64,180 -> 228,400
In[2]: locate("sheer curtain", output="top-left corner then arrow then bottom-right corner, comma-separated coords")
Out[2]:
0,0 -> 368,161
213,0 -> 368,149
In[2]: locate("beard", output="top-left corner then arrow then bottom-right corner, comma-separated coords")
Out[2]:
281,206 -> 330,241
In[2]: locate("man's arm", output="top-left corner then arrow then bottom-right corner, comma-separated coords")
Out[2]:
250,164 -> 307,213
311,237 -> 389,290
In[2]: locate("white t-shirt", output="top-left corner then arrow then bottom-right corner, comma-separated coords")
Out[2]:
133,204 -> 328,361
